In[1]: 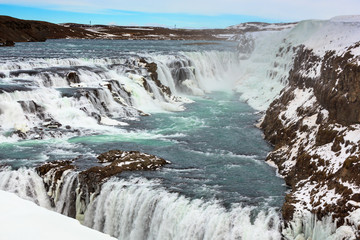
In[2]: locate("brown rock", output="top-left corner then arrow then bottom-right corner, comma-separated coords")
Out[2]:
261,43 -> 360,231
0,39 -> 15,47
66,72 -> 80,84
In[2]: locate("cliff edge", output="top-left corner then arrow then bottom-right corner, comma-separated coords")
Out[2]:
259,18 -> 360,238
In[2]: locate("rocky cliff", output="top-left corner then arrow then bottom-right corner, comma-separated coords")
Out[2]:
259,18 -> 360,238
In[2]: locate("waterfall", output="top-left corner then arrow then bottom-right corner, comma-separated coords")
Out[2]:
83,178 -> 282,240
1,20 -> 359,239
0,51 -> 241,142
0,168 -> 51,208
0,167 -> 357,240
0,168 -> 282,239
233,30 -> 296,111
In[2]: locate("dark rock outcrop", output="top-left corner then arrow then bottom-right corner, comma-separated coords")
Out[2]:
0,39 -> 15,47
66,72 -> 80,84
261,43 -> 360,233
288,45 -> 360,125
81,150 -> 169,194
36,150 -> 169,219
139,58 -> 172,97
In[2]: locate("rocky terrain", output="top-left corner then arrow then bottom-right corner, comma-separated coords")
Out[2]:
61,23 -> 238,40
0,15 -> 99,43
258,19 -> 360,237
36,150 -> 169,219
0,15 -> 298,44
228,22 -> 297,31
0,15 -> 231,42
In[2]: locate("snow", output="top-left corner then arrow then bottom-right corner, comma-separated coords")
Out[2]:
330,15 -> 360,23
0,190 -> 116,240
124,28 -> 154,31
85,27 -> 104,33
215,34 -> 236,40
299,61 -> 322,79
228,22 -> 297,31
127,73 -> 145,86
283,88 -> 315,121
340,180 -> 360,193
233,15 -> 360,239
84,28 -> 117,38
343,127 -> 360,142
347,209 -> 360,227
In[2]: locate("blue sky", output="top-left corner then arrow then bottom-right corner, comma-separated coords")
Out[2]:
0,1 -> 359,28
0,4 -> 276,28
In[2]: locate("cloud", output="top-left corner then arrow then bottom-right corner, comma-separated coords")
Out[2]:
1,0 -> 360,21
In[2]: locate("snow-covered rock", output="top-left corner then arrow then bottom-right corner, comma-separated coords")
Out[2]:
228,22 -> 297,31
258,15 -> 360,239
0,190 -> 116,240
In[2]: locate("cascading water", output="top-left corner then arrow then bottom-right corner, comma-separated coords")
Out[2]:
0,44 -> 244,142
0,168 -> 51,208
83,178 -> 282,240
233,30 -> 296,111
0,36 -> 339,240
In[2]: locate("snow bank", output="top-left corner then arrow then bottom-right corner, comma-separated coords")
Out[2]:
0,190 -> 116,240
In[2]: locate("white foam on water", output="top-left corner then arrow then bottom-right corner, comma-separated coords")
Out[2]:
84,177 -> 283,240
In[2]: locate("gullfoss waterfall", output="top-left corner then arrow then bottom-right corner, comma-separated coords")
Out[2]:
0,39 -> 290,239
2,20 -> 358,239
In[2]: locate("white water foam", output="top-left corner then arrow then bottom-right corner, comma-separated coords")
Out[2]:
0,51 -> 242,141
0,168 -> 51,208
83,177 -> 282,240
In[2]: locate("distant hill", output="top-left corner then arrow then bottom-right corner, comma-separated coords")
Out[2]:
0,15 -> 239,42
227,22 -> 297,31
0,15 -> 295,43
0,15 -> 99,42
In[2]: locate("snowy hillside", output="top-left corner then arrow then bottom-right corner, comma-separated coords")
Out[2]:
0,190 -> 116,240
228,22 -> 297,31
252,16 -> 360,239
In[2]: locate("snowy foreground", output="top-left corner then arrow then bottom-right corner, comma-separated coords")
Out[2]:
0,190 -> 115,240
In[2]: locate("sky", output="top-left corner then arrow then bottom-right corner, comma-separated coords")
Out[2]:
0,0 -> 359,28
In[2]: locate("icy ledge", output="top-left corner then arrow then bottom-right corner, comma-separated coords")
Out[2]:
0,190 -> 116,240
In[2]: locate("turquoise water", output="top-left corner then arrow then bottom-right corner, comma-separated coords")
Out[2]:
0,91 -> 286,210
0,39 -> 237,59
0,39 -> 286,217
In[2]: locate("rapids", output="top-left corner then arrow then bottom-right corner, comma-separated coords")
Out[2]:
0,35 -> 343,239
